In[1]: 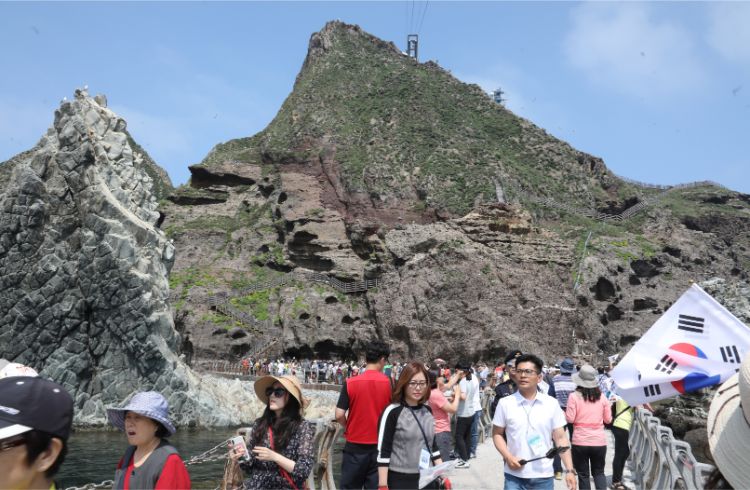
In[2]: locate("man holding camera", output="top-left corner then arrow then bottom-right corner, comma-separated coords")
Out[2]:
492,354 -> 576,490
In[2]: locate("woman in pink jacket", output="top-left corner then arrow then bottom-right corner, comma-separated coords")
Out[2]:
565,364 -> 612,490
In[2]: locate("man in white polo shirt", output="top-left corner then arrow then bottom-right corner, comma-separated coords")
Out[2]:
492,354 -> 576,490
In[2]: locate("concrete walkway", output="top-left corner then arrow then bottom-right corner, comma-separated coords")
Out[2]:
448,430 -> 634,489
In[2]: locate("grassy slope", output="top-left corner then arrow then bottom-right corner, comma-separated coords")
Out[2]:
198,22 -> 633,216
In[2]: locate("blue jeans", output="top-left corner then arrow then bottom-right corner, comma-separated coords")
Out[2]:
470,409 -> 481,455
504,473 -> 554,490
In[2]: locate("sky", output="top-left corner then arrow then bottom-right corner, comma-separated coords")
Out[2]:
0,1 -> 748,193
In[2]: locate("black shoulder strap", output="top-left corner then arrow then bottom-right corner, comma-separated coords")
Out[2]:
408,405 -> 431,453
612,405 -> 631,422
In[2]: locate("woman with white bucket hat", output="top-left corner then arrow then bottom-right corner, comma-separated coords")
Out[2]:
107,391 -> 191,489
706,353 -> 750,489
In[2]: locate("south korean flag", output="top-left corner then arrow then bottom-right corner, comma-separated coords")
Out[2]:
611,284 -> 750,405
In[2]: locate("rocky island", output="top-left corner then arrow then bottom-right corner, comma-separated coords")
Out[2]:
1,21 -> 749,426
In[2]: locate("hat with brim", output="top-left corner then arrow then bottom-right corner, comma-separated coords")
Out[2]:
107,391 -> 176,436
254,375 -> 309,413
572,364 -> 599,389
707,355 -> 750,489
504,350 -> 522,365
559,358 -> 576,375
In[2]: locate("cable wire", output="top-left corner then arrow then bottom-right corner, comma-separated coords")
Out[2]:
417,1 -> 430,36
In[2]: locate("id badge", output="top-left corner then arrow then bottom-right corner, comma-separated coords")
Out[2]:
526,431 -> 545,456
419,448 -> 431,470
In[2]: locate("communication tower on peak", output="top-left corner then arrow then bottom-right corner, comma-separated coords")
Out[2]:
493,88 -> 506,105
407,34 -> 418,61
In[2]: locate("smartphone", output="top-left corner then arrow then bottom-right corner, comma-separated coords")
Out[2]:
231,435 -> 250,462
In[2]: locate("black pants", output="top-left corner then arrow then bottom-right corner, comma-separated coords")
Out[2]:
455,416 -> 473,461
340,448 -> 379,489
611,427 -> 630,484
387,470 -> 420,490
572,445 -> 607,490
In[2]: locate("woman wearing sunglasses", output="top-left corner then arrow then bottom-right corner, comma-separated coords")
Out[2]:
377,362 -> 449,490
229,375 -> 314,489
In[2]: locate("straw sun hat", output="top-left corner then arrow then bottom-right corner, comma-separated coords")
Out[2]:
254,375 -> 310,412
707,355 -> 750,489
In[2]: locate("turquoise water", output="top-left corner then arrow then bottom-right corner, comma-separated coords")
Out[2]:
57,429 -> 345,490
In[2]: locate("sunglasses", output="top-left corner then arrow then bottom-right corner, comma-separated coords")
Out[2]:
0,435 -> 26,452
265,387 -> 288,398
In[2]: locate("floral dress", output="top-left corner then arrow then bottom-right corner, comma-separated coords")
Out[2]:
239,419 -> 316,489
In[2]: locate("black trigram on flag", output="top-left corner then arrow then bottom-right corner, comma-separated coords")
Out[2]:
643,384 -> 662,397
677,314 -> 705,334
720,345 -> 741,364
655,355 -> 678,374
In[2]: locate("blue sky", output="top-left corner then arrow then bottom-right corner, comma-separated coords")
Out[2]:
1,1 -> 748,193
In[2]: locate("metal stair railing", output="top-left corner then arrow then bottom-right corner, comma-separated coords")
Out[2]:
628,407 -> 714,490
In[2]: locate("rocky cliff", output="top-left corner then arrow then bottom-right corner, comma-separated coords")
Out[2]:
3,20 -> 750,425
0,89 -> 273,426
163,21 -> 750,365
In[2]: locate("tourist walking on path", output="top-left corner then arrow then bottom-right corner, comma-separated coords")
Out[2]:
453,361 -> 476,468
492,354 -> 577,490
0,376 -> 74,490
609,397 -> 634,490
469,365 -> 483,459
552,358 -> 577,479
565,364 -> 612,490
335,340 -> 392,489
491,350 -> 523,416
376,362 -> 446,490
107,392 -> 191,489
427,369 -> 462,462
229,375 -> 315,489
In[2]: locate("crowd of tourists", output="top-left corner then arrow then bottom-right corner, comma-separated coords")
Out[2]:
1,343 -> 748,490
237,357 -> 416,385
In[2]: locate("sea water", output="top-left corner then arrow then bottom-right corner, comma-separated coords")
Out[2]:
57,429 -> 344,490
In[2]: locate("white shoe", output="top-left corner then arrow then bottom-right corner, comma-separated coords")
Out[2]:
455,460 -> 471,469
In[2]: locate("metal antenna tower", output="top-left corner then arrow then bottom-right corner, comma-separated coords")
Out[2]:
407,34 -> 418,61
493,88 -> 506,105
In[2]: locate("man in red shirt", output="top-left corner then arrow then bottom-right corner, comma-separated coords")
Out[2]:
335,340 -> 391,489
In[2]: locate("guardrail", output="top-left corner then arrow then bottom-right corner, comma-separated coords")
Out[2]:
628,407 -> 714,490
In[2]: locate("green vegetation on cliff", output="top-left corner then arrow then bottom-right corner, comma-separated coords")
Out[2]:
199,21 -> 630,215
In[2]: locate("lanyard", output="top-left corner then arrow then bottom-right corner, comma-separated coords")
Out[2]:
522,398 -> 537,434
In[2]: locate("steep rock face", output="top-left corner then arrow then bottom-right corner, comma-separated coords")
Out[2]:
160,21 -> 750,365
0,90 -> 260,426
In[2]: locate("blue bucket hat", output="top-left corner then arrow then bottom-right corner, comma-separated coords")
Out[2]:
106,391 -> 176,436
559,358 -> 576,374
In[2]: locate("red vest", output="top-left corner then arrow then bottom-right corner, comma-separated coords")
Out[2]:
345,369 -> 392,444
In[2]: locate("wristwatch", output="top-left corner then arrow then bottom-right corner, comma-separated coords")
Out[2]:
563,469 -> 577,475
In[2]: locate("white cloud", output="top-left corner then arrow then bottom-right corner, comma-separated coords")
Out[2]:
707,2 -> 750,66
563,3 -> 706,100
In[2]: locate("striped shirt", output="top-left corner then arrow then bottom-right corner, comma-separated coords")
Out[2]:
552,373 -> 576,408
